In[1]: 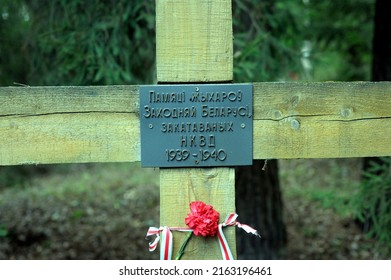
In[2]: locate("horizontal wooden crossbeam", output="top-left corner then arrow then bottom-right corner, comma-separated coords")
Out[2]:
253,82 -> 391,159
0,82 -> 390,166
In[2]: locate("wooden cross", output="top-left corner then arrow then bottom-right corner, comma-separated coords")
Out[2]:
1,0 -> 390,260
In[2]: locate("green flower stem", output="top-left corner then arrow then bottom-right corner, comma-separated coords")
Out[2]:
175,231 -> 193,260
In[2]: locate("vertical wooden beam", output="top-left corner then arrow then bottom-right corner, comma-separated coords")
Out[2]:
156,0 -> 233,83
156,0 -> 235,259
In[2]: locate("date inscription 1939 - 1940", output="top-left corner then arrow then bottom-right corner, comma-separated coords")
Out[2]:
139,84 -> 253,167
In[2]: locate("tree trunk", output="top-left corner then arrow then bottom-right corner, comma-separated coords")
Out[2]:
364,0 -> 391,181
235,160 -> 286,259
371,0 -> 391,82
360,0 -> 391,231
233,0 -> 287,260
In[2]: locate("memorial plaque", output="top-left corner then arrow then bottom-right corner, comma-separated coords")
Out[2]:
139,84 -> 253,167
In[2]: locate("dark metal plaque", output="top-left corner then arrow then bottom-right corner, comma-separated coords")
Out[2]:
139,84 -> 253,167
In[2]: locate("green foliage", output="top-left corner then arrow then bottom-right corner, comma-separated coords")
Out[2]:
280,158 -> 360,218
1,0 -> 306,86
0,166 -> 51,191
353,158 -> 391,253
233,0 -> 305,82
232,0 -> 375,83
2,0 -> 374,86
0,0 -> 30,85
306,0 -> 375,81
0,224 -> 8,238
28,0 -> 156,85
0,163 -> 159,259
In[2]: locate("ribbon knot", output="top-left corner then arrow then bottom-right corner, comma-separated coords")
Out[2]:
146,213 -> 260,260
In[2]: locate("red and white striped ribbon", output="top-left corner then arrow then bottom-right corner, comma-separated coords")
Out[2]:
146,226 -> 191,260
146,227 -> 162,252
217,213 -> 261,260
146,214 -> 260,260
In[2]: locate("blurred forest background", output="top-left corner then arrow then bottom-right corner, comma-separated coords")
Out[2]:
0,0 -> 390,259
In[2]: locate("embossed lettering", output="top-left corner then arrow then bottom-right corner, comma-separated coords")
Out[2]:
160,122 -> 234,133
141,84 -> 252,167
149,90 -> 185,103
180,135 -> 187,147
189,90 -> 243,103
208,135 -> 216,147
201,105 -> 251,118
178,134 -> 217,148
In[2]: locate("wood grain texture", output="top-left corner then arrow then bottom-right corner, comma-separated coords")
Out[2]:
156,0 -> 233,83
0,85 -> 140,165
156,0 -> 235,260
1,82 -> 390,166
160,168 -> 235,259
253,82 -> 391,159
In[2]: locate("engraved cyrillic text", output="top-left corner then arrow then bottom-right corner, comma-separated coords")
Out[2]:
140,84 -> 252,167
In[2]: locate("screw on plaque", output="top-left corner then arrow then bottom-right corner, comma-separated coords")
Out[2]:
241,123 -> 246,128
149,124 -> 153,129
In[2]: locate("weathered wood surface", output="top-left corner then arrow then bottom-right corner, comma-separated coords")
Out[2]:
1,82 -> 390,166
160,168 -> 236,259
157,0 -> 236,260
156,0 -> 233,83
253,82 -> 391,159
0,85 -> 139,165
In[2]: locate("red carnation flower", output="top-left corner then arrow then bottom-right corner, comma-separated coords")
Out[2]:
185,201 -> 220,237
